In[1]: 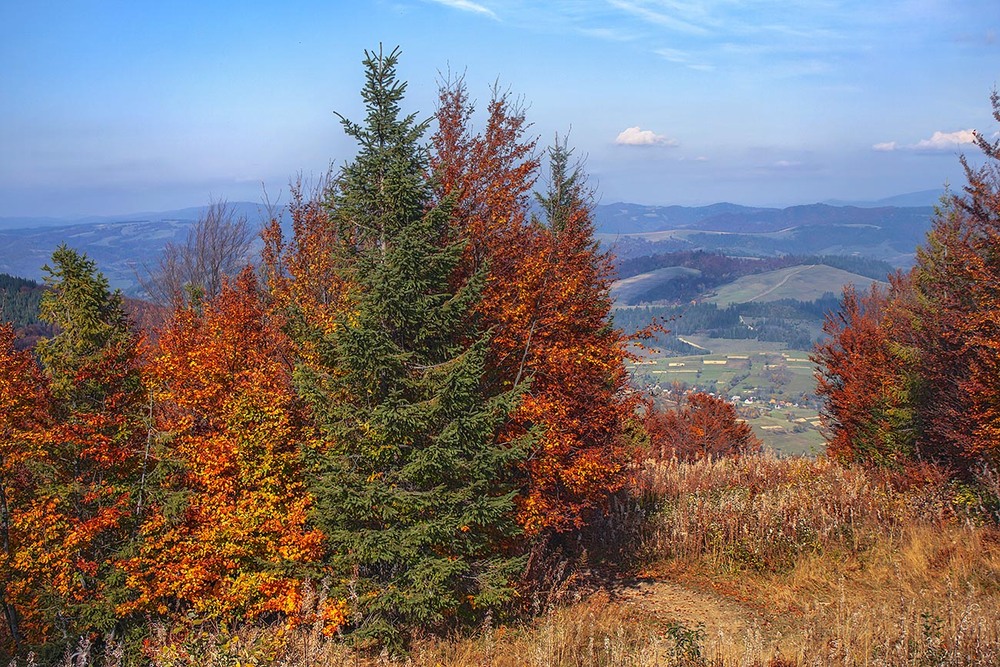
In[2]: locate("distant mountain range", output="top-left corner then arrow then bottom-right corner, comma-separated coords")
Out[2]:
0,192 -> 941,293
595,201 -> 937,267
0,202 -> 282,293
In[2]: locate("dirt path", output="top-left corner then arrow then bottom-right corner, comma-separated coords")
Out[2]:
612,578 -> 775,657
747,264 -> 816,302
614,578 -> 759,639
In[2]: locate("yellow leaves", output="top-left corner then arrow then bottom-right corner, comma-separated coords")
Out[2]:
320,598 -> 349,636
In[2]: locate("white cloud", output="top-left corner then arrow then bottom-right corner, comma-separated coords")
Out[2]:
913,129 -> 977,150
426,0 -> 497,20
608,0 -> 708,34
872,130 -> 978,153
615,126 -> 678,146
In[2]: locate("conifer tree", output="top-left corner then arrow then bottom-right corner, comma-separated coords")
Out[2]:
25,246 -> 146,653
288,47 -> 527,648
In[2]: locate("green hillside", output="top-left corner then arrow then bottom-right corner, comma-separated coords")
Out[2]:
706,264 -> 885,305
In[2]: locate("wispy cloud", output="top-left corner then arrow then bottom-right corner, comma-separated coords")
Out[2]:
654,47 -> 714,70
578,26 -> 636,42
873,130 -> 977,152
607,0 -> 708,35
616,126 -> 678,146
426,0 -> 498,20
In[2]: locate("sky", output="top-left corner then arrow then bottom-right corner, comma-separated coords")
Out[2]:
1,0 -> 999,218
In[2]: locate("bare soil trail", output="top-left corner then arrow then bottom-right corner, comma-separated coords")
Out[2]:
747,264 -> 817,302
611,577 -> 788,659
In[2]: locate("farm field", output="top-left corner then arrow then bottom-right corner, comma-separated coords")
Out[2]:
631,338 -> 825,456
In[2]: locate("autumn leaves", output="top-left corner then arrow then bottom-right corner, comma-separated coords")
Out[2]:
1,47 -> 635,657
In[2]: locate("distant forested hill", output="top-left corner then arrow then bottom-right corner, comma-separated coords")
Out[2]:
612,251 -> 892,306
596,202 -> 934,267
0,273 -> 52,348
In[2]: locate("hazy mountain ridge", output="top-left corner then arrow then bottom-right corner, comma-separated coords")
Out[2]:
595,200 -> 936,267
0,195 -> 934,294
0,202 -> 283,292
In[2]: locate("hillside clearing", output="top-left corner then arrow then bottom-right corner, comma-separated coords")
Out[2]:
707,264 -> 884,304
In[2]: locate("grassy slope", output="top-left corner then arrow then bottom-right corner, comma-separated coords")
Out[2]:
706,264 -> 885,305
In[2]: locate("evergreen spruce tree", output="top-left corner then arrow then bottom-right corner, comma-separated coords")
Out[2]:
295,47 -> 527,648
29,246 -> 146,652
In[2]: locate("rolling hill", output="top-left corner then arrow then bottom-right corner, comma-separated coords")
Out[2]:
705,264 -> 885,305
595,202 -> 935,267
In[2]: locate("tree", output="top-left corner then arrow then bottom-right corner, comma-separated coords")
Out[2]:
0,324 -> 50,656
513,137 -> 637,534
262,174 -> 354,359
140,200 -> 256,309
433,86 -> 636,536
645,391 -> 762,461
120,268 -> 326,624
22,246 -> 147,654
906,97 -> 1000,471
814,92 -> 1000,475
278,47 -> 527,648
813,280 -> 919,467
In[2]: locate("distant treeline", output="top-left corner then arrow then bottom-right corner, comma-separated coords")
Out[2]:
0,273 -> 51,349
616,294 -> 842,351
614,251 -> 892,305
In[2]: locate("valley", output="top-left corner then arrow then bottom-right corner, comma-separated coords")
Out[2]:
0,198 -> 922,457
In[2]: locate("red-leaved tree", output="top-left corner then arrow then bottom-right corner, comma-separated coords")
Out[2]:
122,268 -> 327,624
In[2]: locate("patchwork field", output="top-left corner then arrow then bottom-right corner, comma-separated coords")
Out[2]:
631,339 -> 825,456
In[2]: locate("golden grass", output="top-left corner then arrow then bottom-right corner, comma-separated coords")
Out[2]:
36,454 -> 1000,666
631,454 -> 1000,665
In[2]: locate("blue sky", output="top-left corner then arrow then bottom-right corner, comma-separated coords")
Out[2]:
1,0 -> 998,217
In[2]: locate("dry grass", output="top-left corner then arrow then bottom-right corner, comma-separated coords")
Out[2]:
631,454 -> 1000,666
22,454 -> 1000,666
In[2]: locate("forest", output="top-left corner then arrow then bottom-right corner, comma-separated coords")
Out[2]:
3,49 -> 1000,666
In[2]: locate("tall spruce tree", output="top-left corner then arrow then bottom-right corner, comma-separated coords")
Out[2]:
27,246 -> 146,654
294,47 -> 527,647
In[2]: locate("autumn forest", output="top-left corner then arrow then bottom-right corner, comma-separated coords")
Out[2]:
4,48 -> 1000,665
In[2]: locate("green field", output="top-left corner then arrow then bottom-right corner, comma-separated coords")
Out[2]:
706,264 -> 884,305
631,338 -> 826,456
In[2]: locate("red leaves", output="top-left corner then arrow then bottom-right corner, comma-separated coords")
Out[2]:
433,83 -> 635,535
645,391 -> 762,462
124,268 -> 324,621
815,94 -> 1000,476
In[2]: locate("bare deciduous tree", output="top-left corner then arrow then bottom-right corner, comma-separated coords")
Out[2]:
139,200 -> 257,309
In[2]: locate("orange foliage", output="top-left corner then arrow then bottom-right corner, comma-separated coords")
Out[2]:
813,281 -> 918,467
263,178 -> 354,360
0,324 -> 52,652
433,83 -> 636,534
644,391 -> 762,461
122,268 -> 325,622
